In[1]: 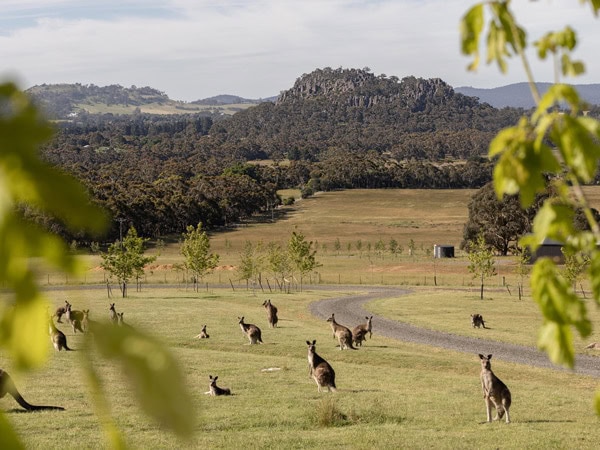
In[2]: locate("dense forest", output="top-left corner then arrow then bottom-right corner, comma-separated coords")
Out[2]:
29,68 -> 600,243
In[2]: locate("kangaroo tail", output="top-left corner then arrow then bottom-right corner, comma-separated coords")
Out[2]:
4,373 -> 65,411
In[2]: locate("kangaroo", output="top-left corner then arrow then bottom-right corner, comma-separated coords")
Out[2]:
352,316 -> 373,346
238,317 -> 263,344
117,312 -> 133,329
54,300 -> 70,324
326,314 -> 356,350
479,354 -> 511,423
81,309 -> 90,333
306,340 -> 336,392
471,314 -> 486,329
65,303 -> 84,325
71,317 -> 84,334
262,299 -> 278,328
0,369 -> 64,411
109,303 -> 118,324
195,325 -> 209,339
48,316 -> 72,351
208,375 -> 231,396
352,328 -> 367,347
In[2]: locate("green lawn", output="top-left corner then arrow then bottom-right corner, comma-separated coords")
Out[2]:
1,287 -> 599,449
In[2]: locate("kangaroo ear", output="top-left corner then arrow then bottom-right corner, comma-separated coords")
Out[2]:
488,354 -> 493,360
214,376 -> 218,381
478,354 -> 485,359
306,340 -> 311,345
312,339 -> 316,345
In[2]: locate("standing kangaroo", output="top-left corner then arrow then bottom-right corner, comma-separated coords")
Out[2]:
208,375 -> 231,396
195,325 -> 209,339
479,354 -> 511,423
352,316 -> 373,346
238,317 -> 263,344
326,314 -> 356,350
117,312 -> 133,329
306,340 -> 336,392
109,303 -> 118,324
0,369 -> 64,411
48,316 -> 72,351
65,303 -> 84,326
471,314 -> 487,329
262,299 -> 278,328
81,309 -> 90,333
54,300 -> 70,324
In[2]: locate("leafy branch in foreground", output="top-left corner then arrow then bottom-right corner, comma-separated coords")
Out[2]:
0,83 -> 193,448
461,0 -> 600,414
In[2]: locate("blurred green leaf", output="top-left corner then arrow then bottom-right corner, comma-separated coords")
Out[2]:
537,321 -> 574,368
589,252 -> 600,306
90,322 -> 195,438
532,259 -> 591,367
490,120 -> 560,207
460,3 -> 484,70
0,411 -> 25,450
532,202 -> 575,243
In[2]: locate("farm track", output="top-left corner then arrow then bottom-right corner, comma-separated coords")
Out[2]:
308,285 -> 600,378
43,283 -> 600,377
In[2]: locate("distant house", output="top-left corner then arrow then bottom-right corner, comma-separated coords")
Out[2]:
527,238 -> 564,264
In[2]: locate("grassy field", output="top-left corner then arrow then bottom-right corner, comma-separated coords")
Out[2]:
4,188 -> 600,448
74,101 -> 255,116
1,287 -> 599,449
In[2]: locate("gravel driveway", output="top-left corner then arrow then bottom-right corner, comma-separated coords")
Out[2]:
309,286 -> 600,378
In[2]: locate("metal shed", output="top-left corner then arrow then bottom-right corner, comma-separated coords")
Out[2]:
528,238 -> 564,264
434,244 -> 455,258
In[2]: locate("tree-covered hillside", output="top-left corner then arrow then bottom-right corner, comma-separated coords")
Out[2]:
210,67 -> 523,162
35,67 -> 588,243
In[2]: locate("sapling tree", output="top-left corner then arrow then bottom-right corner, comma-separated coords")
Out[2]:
180,222 -> 219,292
288,230 -> 321,290
467,233 -> 497,300
101,226 -> 157,297
237,240 -> 266,290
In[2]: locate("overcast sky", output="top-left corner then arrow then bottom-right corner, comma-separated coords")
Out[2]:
1,0 -> 599,101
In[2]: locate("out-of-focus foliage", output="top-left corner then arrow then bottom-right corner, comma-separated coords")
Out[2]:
461,0 -> 600,413
0,83 -> 194,447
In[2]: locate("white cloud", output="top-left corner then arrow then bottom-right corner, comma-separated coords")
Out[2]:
1,0 -> 598,101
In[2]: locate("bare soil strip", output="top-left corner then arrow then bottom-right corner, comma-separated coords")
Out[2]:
309,286 -> 600,378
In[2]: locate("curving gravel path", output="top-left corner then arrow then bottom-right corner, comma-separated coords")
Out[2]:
309,286 -> 600,378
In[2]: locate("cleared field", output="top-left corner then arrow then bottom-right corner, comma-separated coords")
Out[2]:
1,287 -> 599,449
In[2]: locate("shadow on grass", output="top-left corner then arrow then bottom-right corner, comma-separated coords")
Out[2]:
478,419 -> 576,424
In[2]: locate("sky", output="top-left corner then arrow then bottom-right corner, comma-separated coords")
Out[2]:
1,0 -> 599,102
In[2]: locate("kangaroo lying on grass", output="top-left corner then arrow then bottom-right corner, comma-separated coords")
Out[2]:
48,316 -> 72,351
479,354 -> 511,423
207,375 -> 231,396
306,340 -> 336,393
238,317 -> 263,344
0,369 -> 64,411
471,314 -> 487,329
326,314 -> 356,350
194,325 -> 209,339
262,299 -> 278,328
